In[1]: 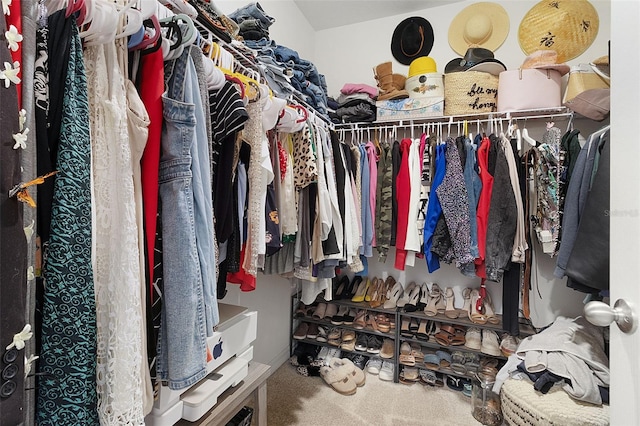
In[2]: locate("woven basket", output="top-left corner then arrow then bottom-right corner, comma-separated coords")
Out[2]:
444,71 -> 499,116
500,378 -> 609,426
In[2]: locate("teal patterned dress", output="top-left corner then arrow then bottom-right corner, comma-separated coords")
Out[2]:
36,16 -> 99,426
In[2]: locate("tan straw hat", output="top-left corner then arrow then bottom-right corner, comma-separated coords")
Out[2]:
448,2 -> 509,56
519,0 -> 599,63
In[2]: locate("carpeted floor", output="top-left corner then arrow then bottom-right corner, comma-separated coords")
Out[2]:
264,362 -> 483,426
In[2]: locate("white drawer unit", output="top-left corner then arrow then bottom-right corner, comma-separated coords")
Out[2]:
146,304 -> 258,426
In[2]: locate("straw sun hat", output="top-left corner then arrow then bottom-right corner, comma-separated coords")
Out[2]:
448,2 -> 509,56
519,0 -> 599,63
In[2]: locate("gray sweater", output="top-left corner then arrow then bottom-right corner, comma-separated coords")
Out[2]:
516,316 -> 609,405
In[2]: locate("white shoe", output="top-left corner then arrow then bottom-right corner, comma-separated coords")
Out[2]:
379,361 -> 395,381
365,357 -> 383,375
324,348 -> 342,366
480,330 -> 501,357
383,281 -> 404,309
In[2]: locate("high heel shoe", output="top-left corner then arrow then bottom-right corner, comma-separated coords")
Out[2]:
433,283 -> 446,314
483,291 -> 500,325
444,287 -> 458,319
370,278 -> 387,308
397,281 -> 417,308
383,280 -> 404,309
424,283 -> 440,317
403,284 -> 422,312
416,282 -> 430,311
333,275 -> 349,300
458,288 -> 471,319
351,277 -> 370,302
468,288 -> 488,325
347,276 -> 362,300
365,277 -> 379,302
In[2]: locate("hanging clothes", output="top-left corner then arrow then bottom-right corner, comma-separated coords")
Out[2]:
423,143 -> 446,273
375,139 -> 392,262
474,135 -> 494,279
156,47 -> 208,390
0,14 -> 27,426
37,15 -> 99,425
394,138 -> 412,270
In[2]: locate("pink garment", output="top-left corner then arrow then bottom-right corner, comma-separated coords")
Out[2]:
365,141 -> 378,247
341,83 -> 378,99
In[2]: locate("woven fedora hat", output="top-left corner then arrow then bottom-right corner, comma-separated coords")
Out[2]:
391,16 -> 435,65
519,0 -> 599,63
448,2 -> 509,56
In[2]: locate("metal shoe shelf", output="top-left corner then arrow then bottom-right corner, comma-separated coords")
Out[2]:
290,289 -> 401,383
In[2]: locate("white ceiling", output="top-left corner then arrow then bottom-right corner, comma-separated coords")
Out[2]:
293,0 -> 463,31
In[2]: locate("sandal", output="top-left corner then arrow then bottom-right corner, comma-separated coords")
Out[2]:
329,357 -> 366,387
419,369 -> 437,386
450,351 -> 467,375
434,324 -> 456,346
458,287 -> 472,318
444,287 -> 458,319
416,282 -> 430,311
468,288 -> 488,324
424,283 -> 441,316
483,291 -> 501,325
320,364 -> 357,395
423,352 -> 441,370
436,350 -> 452,371
410,343 -> 424,360
400,317 -> 413,338
433,284 -> 447,314
403,283 -> 422,312
353,310 -> 367,329
416,319 -> 430,341
376,314 -> 391,333
396,281 -> 417,308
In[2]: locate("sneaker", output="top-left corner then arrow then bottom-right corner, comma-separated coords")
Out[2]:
445,375 -> 463,391
379,361 -> 395,381
365,357 -> 383,375
316,346 -> 330,364
355,334 -> 368,352
366,336 -> 382,354
481,329 -> 501,356
464,327 -> 482,350
500,334 -> 521,357
461,378 -> 473,397
350,354 -> 368,371
324,348 -> 341,366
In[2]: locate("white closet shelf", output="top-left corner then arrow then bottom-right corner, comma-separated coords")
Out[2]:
334,107 -> 573,129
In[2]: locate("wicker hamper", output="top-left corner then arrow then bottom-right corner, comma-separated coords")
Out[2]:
500,378 -> 609,426
444,71 -> 499,116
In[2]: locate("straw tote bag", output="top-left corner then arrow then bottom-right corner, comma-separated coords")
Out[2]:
562,63 -> 610,104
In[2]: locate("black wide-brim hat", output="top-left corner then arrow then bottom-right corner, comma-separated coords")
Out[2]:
444,47 -> 506,76
391,16 -> 435,66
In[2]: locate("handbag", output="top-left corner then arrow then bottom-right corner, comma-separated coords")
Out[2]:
562,63 -> 610,104
497,68 -> 562,112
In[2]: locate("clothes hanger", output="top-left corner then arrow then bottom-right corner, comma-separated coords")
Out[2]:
522,119 -> 536,147
129,15 -> 161,51
115,0 -> 144,40
80,0 -> 120,45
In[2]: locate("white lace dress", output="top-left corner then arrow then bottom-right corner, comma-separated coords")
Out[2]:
85,40 -> 145,425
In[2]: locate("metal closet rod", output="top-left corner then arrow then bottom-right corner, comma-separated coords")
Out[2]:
335,111 -> 575,132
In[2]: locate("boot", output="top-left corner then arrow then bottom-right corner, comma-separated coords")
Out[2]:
373,62 -> 409,101
392,73 -> 407,90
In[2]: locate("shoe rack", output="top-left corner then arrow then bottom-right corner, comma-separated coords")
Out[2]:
290,282 -> 400,383
290,278 -> 538,387
396,307 -> 536,382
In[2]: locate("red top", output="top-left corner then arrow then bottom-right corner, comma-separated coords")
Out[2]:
394,138 -> 412,270
474,136 -> 494,278
138,47 -> 164,295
